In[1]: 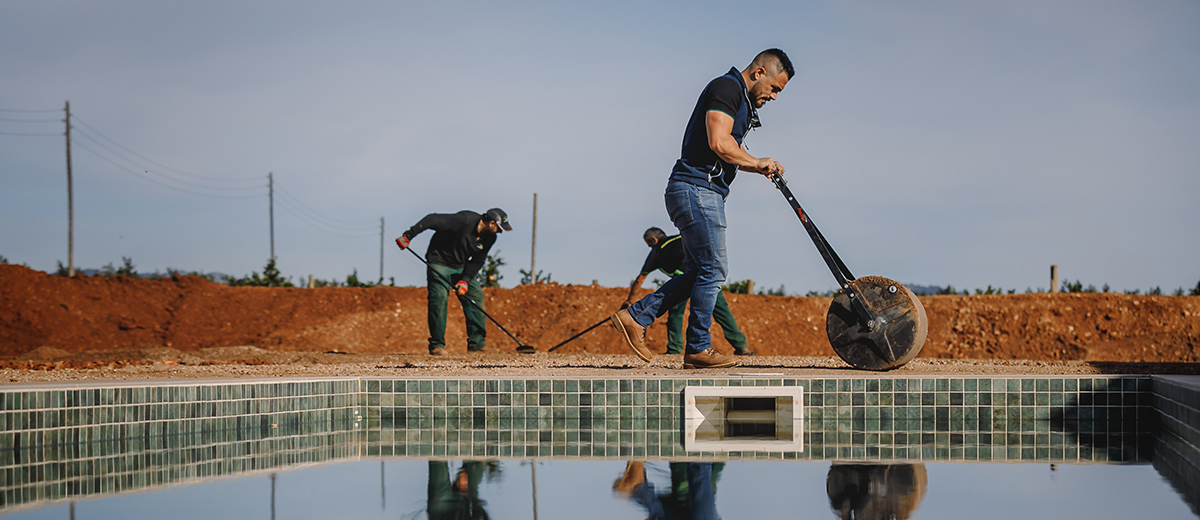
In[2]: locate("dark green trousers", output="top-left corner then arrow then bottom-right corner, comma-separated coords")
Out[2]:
427,461 -> 485,520
427,263 -> 486,352
664,291 -> 748,354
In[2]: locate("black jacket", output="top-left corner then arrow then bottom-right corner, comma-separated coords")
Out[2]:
403,211 -> 496,281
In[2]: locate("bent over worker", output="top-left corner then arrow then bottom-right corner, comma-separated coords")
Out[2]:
396,208 -> 512,355
611,48 -> 793,369
625,227 -> 752,356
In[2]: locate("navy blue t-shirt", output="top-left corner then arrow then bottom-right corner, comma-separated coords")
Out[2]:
668,67 -> 756,198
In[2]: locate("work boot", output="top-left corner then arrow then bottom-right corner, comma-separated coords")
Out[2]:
683,348 -> 738,369
610,309 -> 651,362
734,348 -> 757,356
429,347 -> 446,356
612,461 -> 646,498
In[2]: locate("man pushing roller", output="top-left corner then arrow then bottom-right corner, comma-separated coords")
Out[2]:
396,208 -> 511,355
612,48 -> 793,369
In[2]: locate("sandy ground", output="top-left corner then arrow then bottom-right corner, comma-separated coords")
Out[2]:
4,348 -> 1196,385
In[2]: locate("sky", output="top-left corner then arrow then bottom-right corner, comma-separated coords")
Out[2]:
2,0 -> 1198,294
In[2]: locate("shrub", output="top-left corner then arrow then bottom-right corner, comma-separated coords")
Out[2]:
519,268 -> 551,285
225,258 -> 295,287
722,280 -> 753,294
758,284 -> 787,296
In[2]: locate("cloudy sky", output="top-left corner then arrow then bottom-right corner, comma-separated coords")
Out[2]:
3,0 -> 1197,294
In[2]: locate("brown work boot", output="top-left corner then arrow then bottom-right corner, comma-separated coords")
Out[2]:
429,347 -> 446,356
683,347 -> 738,369
612,461 -> 646,498
610,309 -> 651,362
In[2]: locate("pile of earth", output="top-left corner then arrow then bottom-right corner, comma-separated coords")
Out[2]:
1,264 -> 1197,369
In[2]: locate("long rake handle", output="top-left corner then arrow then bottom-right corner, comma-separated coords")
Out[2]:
547,317 -> 608,352
404,247 -> 530,349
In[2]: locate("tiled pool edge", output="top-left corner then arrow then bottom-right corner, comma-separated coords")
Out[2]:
1,374 -> 1198,513
359,376 -> 1158,462
0,378 -> 364,510
1152,375 -> 1200,517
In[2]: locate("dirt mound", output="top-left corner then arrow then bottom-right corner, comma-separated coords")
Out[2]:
1,264 -> 1197,366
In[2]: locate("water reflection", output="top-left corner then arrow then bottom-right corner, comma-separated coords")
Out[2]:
613,462 -> 723,520
826,464 -> 927,520
426,460 -> 491,520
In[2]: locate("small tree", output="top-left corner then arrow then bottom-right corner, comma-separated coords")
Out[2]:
722,280 -> 753,294
345,269 -> 380,288
758,284 -> 787,296
116,257 -> 137,277
519,268 -> 552,285
226,258 -> 295,287
1061,280 -> 1096,293
1191,279 -> 1200,296
477,252 -> 505,288
974,285 -> 1007,295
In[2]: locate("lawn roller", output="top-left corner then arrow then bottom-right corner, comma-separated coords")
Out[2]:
770,174 -> 928,370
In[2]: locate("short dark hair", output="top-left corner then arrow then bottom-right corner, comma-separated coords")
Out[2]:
753,48 -> 794,79
643,227 -> 666,243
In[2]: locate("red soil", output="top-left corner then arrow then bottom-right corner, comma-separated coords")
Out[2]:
1,264 -> 1197,366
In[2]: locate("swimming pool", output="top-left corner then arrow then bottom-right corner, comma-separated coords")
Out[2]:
2,375 -> 1197,517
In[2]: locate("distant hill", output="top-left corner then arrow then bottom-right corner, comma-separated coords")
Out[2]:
904,284 -> 943,296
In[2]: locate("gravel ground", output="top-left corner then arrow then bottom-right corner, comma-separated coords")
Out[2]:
4,352 -> 1192,385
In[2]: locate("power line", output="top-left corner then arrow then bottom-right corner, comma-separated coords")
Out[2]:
275,196 -> 379,238
274,185 -> 379,230
71,128 -> 263,194
13,103 -> 383,245
0,107 -> 60,113
74,138 -> 265,199
70,114 -> 262,185
0,130 -> 60,137
0,116 -> 61,123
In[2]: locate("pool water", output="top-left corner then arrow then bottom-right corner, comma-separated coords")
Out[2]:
1,458 -> 1194,519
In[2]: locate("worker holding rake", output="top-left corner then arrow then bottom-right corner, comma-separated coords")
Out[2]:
396,208 -> 511,355
624,227 -> 753,357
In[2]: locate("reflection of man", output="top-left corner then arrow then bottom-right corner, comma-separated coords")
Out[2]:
396,208 -> 512,355
625,227 -> 753,357
826,464 -> 927,520
427,460 -> 490,520
613,461 -> 723,520
611,49 -> 793,369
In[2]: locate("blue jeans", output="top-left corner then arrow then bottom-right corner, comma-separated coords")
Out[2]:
628,180 -> 728,355
627,463 -> 718,520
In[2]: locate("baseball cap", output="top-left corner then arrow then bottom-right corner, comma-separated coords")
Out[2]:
484,208 -> 513,232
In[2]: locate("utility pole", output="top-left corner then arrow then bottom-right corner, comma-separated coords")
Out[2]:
379,216 -> 385,282
268,172 -> 275,260
64,100 -> 74,277
531,460 -> 540,520
530,193 -> 538,283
